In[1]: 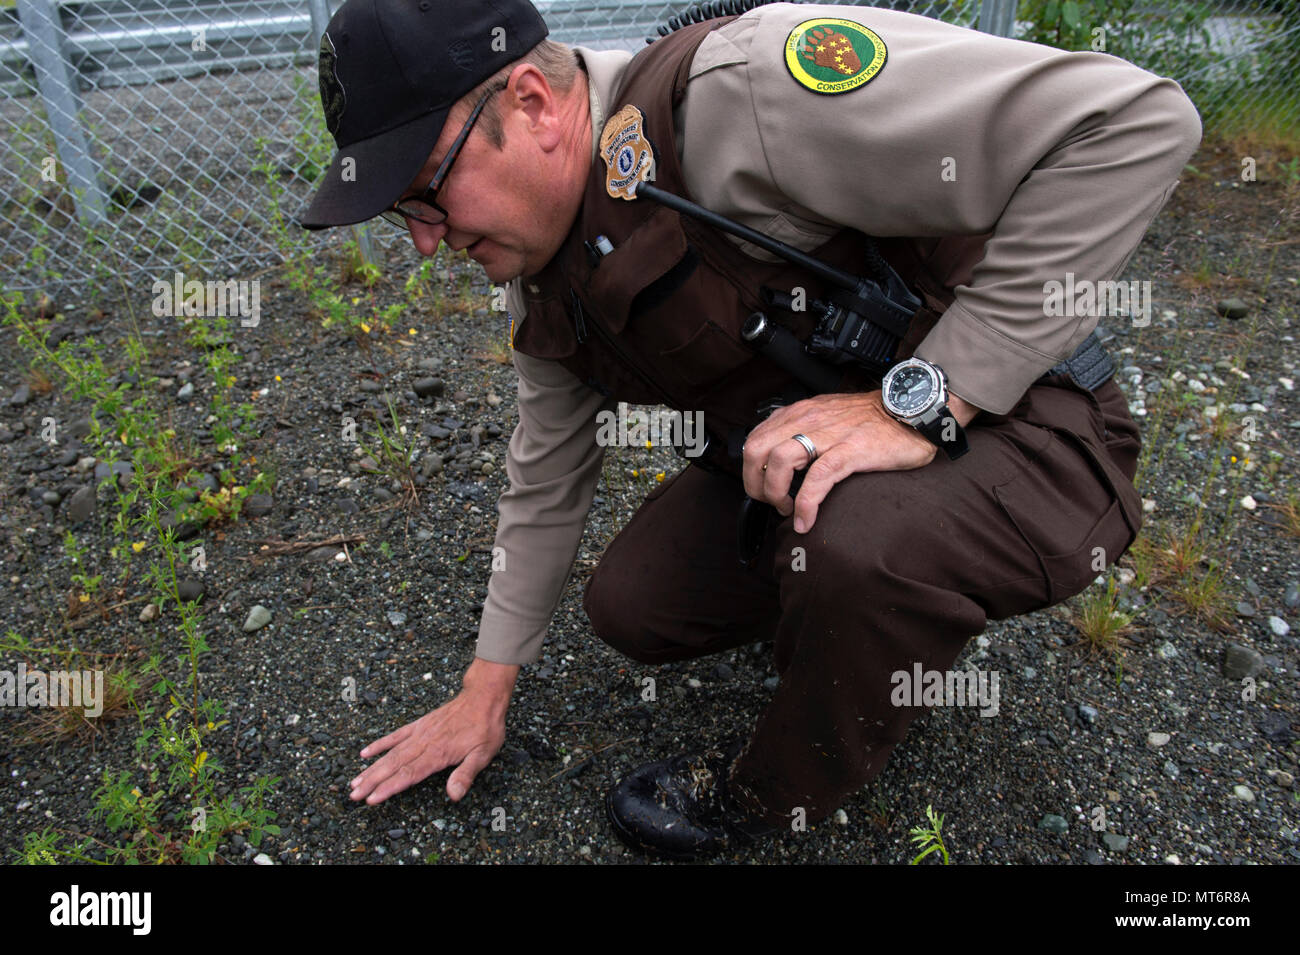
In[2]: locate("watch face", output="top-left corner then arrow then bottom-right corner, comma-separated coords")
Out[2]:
886,364 -> 938,416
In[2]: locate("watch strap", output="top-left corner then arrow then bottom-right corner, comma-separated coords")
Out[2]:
916,404 -> 969,459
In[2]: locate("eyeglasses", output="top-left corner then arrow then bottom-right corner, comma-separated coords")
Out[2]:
379,86 -> 500,229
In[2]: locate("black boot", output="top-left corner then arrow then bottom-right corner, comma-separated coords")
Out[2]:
604,739 -> 782,861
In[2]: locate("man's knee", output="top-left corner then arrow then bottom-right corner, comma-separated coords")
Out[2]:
583,559 -> 678,662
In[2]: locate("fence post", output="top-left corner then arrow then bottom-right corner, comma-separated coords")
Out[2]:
303,1 -> 378,265
978,0 -> 1018,38
15,0 -> 108,228
307,0 -> 331,45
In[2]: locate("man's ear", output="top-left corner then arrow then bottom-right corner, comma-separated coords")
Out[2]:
505,63 -> 563,151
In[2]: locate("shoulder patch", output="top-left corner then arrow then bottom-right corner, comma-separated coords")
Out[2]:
600,105 -> 656,201
784,18 -> 886,95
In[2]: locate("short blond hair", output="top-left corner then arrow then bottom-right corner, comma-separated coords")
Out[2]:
463,39 -> 580,148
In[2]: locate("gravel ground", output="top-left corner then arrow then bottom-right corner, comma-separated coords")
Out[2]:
0,139 -> 1297,865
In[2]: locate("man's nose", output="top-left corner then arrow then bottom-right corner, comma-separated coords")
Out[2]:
407,217 -> 448,257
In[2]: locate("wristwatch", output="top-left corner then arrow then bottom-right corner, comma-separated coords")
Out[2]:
880,357 -> 970,460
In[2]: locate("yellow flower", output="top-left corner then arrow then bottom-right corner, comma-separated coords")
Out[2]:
409,328 -> 417,336
78,593 -> 89,603
630,469 -> 639,477
655,472 -> 665,482
360,322 -> 371,334
132,541 -> 146,552
275,375 -> 281,382
351,297 -> 360,305
1230,455 -> 1237,463
645,440 -> 652,449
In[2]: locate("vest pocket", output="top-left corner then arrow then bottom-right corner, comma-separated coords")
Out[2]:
659,319 -> 758,388
584,204 -> 693,336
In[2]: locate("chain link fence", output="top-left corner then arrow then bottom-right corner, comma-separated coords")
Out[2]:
0,0 -> 1294,298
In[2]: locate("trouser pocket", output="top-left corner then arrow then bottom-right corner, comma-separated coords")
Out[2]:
993,426 -> 1141,607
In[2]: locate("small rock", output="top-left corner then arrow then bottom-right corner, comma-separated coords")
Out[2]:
1038,814 -> 1069,834
686,678 -> 702,689
1240,494 -> 1257,510
1163,760 -> 1180,779
413,378 -> 445,398
252,853 -> 273,865
1284,581 -> 1300,609
833,809 -> 849,825
177,382 -> 194,400
1222,644 -> 1263,680
243,494 -> 273,518
1268,616 -> 1290,637
66,485 -> 96,523
1078,704 -> 1099,725
1147,731 -> 1171,747
1236,601 -> 1256,618
1101,833 -> 1130,852
1232,785 -> 1255,802
139,603 -> 160,623
387,611 -> 407,629
1156,641 -> 1178,659
1215,298 -> 1249,319
243,605 -> 272,632
1271,771 -> 1294,788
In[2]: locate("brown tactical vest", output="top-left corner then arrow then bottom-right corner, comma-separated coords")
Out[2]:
509,16 -> 991,478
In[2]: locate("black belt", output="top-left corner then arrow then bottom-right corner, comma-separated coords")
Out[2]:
1038,329 -> 1115,391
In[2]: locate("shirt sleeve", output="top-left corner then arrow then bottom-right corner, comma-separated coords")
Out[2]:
678,4 -> 1203,414
475,330 -> 612,666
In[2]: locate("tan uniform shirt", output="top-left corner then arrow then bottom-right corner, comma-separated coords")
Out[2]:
479,3 -> 1202,665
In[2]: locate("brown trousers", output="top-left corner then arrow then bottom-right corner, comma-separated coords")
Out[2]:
583,372 -> 1143,827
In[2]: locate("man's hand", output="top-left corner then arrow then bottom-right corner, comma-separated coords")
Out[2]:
349,657 -> 519,805
741,389 -> 981,534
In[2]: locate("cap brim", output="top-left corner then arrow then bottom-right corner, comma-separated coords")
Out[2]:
297,107 -> 450,230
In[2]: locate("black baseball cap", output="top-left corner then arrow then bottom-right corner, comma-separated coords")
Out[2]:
299,0 -> 549,230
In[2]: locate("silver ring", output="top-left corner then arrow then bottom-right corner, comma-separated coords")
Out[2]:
791,433 -> 817,464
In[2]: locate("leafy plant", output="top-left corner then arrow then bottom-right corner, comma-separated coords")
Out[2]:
908,804 -> 951,865
2,278 -> 281,864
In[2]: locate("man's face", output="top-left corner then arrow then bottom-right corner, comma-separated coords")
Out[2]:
395,96 -> 555,283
